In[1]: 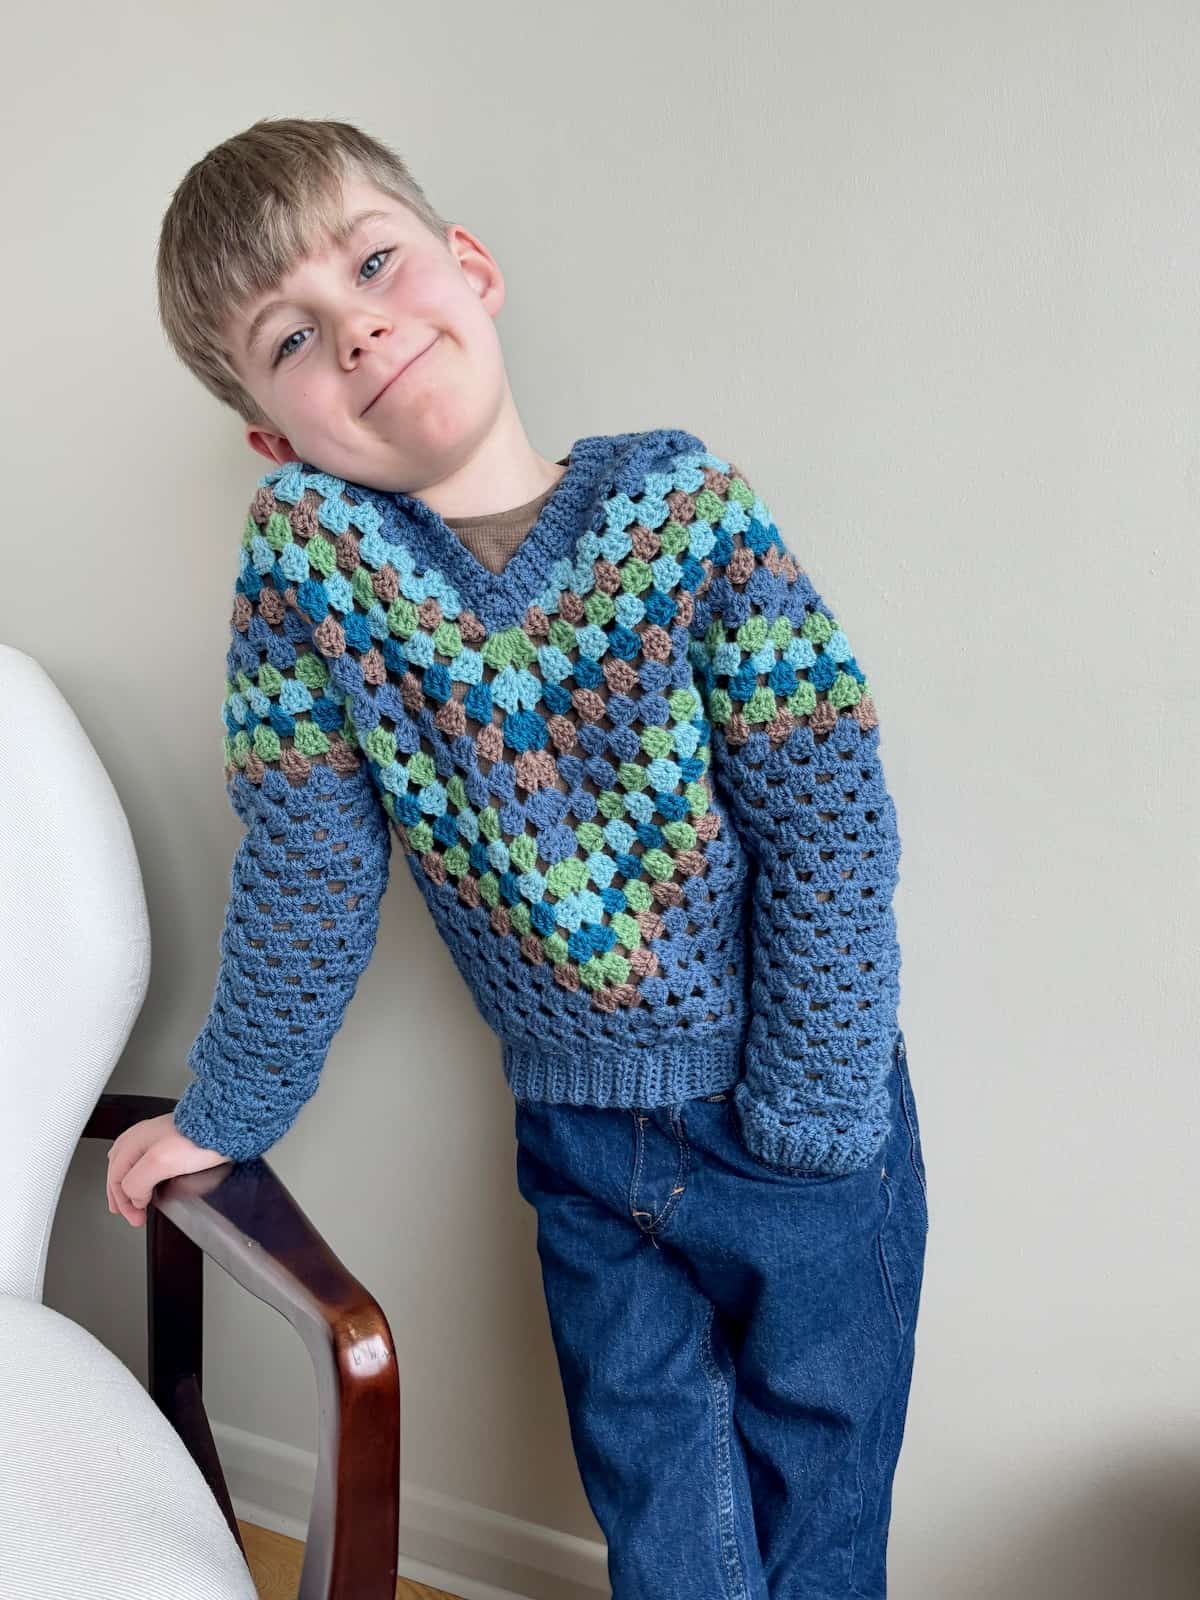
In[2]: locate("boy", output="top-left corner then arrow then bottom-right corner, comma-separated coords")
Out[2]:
108,116 -> 928,1597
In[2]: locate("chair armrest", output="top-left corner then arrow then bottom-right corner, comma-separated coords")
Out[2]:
86,1093 -> 400,1600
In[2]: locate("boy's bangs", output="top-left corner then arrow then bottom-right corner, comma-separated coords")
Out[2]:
229,168 -> 365,317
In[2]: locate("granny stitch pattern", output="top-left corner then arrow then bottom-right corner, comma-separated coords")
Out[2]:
176,428 -> 902,1172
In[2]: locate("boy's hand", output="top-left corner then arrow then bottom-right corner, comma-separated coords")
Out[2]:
106,1114 -> 231,1228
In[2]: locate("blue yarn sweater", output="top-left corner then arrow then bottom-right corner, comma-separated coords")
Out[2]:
175,426 -> 903,1174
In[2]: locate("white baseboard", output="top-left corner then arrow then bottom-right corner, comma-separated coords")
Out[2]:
212,1420 -> 609,1600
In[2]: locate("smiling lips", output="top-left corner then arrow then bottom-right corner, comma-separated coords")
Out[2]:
362,336 -> 437,416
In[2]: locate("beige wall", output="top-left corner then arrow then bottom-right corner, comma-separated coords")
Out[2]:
5,2 -> 1198,1596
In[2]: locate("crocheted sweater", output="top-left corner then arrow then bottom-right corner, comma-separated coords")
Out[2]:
175,426 -> 902,1174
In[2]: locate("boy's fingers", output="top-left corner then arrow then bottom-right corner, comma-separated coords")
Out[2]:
112,1177 -> 132,1221
104,1129 -> 155,1227
108,1173 -> 137,1225
122,1153 -> 160,1212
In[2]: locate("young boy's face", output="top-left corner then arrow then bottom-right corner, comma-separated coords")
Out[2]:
224,176 -> 510,493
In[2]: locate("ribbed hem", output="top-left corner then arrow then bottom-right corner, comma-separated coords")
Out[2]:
501,1035 -> 743,1107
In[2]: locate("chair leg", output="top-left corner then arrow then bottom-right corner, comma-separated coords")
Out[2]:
147,1205 -> 247,1561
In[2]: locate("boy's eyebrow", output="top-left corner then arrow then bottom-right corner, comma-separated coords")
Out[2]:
242,209 -> 394,361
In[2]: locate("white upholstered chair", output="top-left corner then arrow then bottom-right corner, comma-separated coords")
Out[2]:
0,644 -> 400,1599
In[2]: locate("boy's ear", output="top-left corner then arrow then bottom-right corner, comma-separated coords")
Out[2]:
245,424 -> 300,465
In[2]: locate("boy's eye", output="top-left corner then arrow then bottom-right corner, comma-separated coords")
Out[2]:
272,248 -> 394,366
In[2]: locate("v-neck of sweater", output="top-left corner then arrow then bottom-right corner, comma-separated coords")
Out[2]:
440,460 -> 568,575
442,463 -> 566,534
328,428 -> 704,632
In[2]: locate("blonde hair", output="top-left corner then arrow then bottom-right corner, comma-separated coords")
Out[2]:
155,116 -> 453,426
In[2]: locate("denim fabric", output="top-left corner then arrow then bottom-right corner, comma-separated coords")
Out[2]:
514,1029 -> 928,1599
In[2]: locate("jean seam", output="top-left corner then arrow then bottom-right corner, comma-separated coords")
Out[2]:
629,1107 -> 690,1240
876,1171 -> 905,1343
896,1048 -> 929,1217
628,1108 -> 649,1232
698,1301 -> 752,1600
655,1107 -> 691,1236
846,1427 -> 869,1598
848,1308 -> 920,1597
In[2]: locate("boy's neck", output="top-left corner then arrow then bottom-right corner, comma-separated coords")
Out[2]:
408,406 -> 567,522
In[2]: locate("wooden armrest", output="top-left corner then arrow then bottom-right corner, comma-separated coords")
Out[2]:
86,1093 -> 400,1600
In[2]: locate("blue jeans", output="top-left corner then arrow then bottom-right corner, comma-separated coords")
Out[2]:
513,1029 -> 928,1599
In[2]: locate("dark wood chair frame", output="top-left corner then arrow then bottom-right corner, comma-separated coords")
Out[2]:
83,1091 -> 400,1600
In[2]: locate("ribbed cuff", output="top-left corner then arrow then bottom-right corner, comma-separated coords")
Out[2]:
730,1037 -> 899,1177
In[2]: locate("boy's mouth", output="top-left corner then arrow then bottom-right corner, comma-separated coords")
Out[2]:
361,335 -> 439,416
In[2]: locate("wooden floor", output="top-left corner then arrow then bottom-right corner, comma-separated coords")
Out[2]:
239,1520 -> 463,1600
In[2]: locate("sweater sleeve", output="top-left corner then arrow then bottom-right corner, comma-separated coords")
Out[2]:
174,499 -> 392,1163
687,459 -> 902,1177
